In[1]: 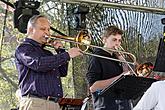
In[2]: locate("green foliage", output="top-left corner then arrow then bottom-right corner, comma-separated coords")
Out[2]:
61,61 -> 75,97
0,80 -> 18,110
0,0 -> 164,109
123,27 -> 161,63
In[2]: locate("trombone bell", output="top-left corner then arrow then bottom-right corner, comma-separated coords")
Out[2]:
76,30 -> 91,51
46,29 -> 91,52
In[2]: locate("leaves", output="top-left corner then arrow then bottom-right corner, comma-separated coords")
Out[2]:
0,0 -> 164,109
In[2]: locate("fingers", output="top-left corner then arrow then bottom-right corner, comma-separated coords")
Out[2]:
124,71 -> 131,75
122,71 -> 131,76
68,47 -> 83,58
53,40 -> 63,49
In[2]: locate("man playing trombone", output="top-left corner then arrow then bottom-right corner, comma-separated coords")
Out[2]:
86,26 -> 132,110
15,15 -> 82,110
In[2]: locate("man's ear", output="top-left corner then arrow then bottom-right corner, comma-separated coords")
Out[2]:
29,27 -> 34,33
27,26 -> 33,36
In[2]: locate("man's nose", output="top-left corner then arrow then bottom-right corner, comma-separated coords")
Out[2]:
115,43 -> 119,47
116,40 -> 121,46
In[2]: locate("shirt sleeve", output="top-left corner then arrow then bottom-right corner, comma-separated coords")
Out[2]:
15,44 -> 70,72
133,82 -> 159,110
86,57 -> 102,86
57,49 -> 69,77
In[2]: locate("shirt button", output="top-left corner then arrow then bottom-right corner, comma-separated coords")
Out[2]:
58,94 -> 60,96
57,76 -> 59,78
59,65 -> 61,66
58,85 -> 60,87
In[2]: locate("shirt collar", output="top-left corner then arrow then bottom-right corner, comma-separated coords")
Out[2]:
24,38 -> 44,48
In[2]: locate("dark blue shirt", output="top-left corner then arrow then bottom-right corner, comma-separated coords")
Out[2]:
15,38 -> 70,98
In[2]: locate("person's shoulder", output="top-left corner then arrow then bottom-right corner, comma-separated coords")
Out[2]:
89,49 -> 102,60
151,80 -> 165,88
16,42 -> 35,52
93,48 -> 106,55
153,80 -> 165,84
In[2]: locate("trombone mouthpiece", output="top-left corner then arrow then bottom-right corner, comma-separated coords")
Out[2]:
44,35 -> 49,39
114,46 -> 118,50
44,35 -> 54,44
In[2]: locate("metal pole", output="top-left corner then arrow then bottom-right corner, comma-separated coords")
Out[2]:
47,0 -> 165,15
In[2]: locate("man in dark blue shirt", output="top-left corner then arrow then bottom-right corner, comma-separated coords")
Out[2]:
15,15 -> 82,110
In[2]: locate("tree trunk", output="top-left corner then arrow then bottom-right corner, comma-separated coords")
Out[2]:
69,28 -> 88,98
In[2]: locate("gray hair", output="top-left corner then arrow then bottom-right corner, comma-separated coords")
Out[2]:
27,15 -> 49,35
27,15 -> 48,27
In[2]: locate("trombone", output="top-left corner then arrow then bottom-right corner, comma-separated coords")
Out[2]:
46,30 -> 136,65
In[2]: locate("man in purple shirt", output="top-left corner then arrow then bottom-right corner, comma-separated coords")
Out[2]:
15,15 -> 82,110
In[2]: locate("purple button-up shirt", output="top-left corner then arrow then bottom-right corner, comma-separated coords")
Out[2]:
15,38 -> 70,98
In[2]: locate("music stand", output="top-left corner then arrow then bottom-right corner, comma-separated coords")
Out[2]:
99,75 -> 157,100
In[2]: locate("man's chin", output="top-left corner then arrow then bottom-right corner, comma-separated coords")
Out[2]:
40,40 -> 46,45
42,38 -> 47,44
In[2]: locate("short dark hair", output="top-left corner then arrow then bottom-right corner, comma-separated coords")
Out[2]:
102,26 -> 123,38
